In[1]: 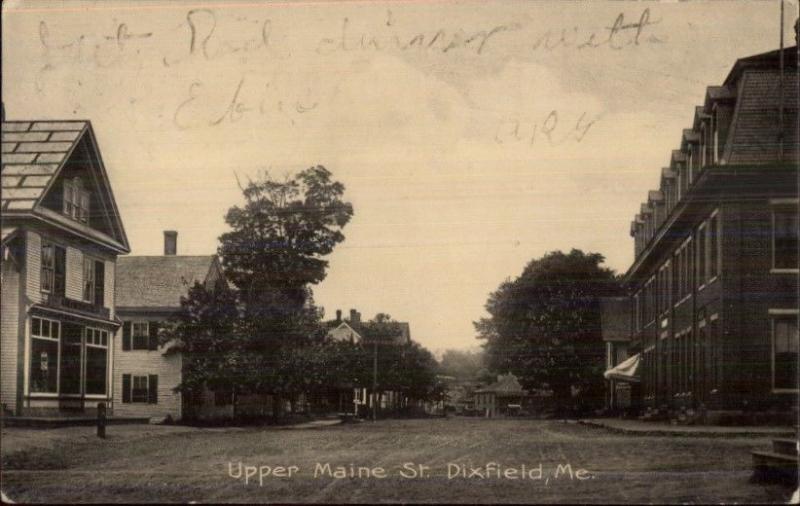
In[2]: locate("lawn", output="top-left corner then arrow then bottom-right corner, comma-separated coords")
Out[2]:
0,418 -> 793,503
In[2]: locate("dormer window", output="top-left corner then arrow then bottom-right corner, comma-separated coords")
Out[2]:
63,177 -> 90,224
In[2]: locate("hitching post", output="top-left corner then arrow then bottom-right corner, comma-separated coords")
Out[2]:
97,402 -> 106,439
372,338 -> 378,422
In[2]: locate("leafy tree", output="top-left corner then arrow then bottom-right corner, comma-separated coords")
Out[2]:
217,166 -> 353,412
475,249 -> 618,414
439,349 -> 485,381
161,281 -> 242,415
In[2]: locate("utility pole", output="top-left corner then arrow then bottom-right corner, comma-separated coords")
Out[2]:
372,338 -> 378,422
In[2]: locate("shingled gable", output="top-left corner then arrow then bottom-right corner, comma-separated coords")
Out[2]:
115,255 -> 222,310
1,120 -> 130,253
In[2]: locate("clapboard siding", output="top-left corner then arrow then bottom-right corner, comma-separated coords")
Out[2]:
113,316 -> 182,420
25,231 -> 42,304
1,259 -> 21,413
65,246 -> 83,300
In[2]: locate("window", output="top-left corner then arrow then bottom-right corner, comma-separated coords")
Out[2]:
122,321 -> 160,351
40,242 -> 66,295
697,224 -> 706,288
132,376 -> 149,403
709,214 -> 719,279
85,328 -> 108,395
772,206 -> 799,270
215,389 -> 232,406
773,318 -> 799,391
133,322 -> 149,350
63,177 -> 90,223
83,257 -> 95,302
82,258 -> 105,305
60,324 -> 82,394
122,374 -> 158,404
30,317 -> 60,393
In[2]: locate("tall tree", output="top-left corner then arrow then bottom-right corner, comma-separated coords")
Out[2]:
161,281 -> 241,416
475,249 -> 618,413
218,166 -> 353,408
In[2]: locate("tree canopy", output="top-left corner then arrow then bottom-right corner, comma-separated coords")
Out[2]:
474,249 -> 618,412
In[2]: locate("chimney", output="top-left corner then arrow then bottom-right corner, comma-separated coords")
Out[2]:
350,309 -> 360,326
164,230 -> 177,255
336,309 -> 342,323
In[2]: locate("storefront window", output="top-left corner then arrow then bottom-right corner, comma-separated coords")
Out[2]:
30,317 -> 60,393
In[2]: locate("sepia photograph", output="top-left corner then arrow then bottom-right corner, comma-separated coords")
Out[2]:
1,0 -> 799,503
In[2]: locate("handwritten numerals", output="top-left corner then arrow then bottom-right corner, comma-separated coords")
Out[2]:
494,111 -> 601,148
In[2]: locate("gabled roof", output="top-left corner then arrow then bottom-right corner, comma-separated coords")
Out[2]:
327,321 -> 363,343
115,255 -> 220,309
1,120 -> 129,253
476,373 -> 526,396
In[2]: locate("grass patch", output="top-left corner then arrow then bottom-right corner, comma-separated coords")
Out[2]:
2,447 -> 70,470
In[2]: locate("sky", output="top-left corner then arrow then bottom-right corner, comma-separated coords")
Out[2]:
2,0 -> 796,354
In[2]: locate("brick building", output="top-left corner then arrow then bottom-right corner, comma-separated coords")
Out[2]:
1,120 -> 130,416
619,37 -> 799,422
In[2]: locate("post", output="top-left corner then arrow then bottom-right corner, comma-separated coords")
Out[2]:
97,402 -> 106,439
372,339 -> 378,422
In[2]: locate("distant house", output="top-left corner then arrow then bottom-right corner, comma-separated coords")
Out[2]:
327,309 -> 411,345
1,119 -> 130,417
474,373 -> 528,417
113,231 -> 228,422
324,309 -> 411,416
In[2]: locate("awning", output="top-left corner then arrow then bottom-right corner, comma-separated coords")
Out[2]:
603,353 -> 641,383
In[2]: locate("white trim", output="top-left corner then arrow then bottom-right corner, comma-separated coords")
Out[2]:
768,308 -> 800,315
770,268 -> 800,274
770,316 -> 799,392
769,198 -> 800,205
709,313 -> 719,321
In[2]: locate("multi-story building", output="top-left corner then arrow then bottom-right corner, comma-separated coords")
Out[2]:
113,231 -> 228,421
621,38 -> 798,422
1,119 -> 130,416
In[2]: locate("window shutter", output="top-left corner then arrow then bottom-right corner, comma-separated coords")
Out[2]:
122,321 -> 131,351
54,246 -> 66,296
94,261 -> 105,307
148,322 -> 160,350
122,374 -> 131,403
148,375 -> 158,404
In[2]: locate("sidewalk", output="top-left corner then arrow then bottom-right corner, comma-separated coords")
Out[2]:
579,418 -> 796,438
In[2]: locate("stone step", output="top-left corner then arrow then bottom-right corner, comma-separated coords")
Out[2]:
772,438 -> 799,456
